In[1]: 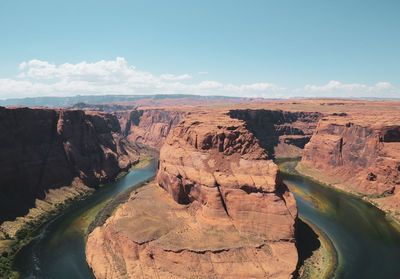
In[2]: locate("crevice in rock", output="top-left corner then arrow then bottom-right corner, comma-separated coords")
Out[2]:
216,183 -> 230,217
338,137 -> 344,165
274,182 -> 297,220
160,241 -> 293,255
239,185 -> 275,195
175,173 -> 192,204
240,185 -> 259,194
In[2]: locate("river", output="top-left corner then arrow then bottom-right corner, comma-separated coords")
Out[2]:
14,158 -> 400,279
14,159 -> 158,279
282,160 -> 400,279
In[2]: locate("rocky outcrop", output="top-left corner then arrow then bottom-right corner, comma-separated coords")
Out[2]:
86,111 -> 298,279
229,109 -> 321,158
300,115 -> 400,221
116,109 -> 185,148
0,107 -> 139,224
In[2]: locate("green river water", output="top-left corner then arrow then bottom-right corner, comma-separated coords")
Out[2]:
14,159 -> 400,279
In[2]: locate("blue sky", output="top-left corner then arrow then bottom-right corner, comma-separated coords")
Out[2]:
0,0 -> 399,98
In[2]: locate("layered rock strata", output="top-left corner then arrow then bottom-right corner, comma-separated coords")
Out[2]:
86,111 -> 298,279
229,109 -> 321,158
300,114 -> 400,221
116,109 -> 185,149
0,107 -> 139,224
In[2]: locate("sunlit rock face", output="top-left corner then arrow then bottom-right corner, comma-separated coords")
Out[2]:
86,110 -> 298,279
116,108 -> 185,149
301,114 -> 400,219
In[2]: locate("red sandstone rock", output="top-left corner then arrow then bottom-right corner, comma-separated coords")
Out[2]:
228,109 -> 321,158
116,109 -> 185,149
300,114 -> 400,220
0,107 -> 139,223
86,111 -> 298,279
302,116 -> 400,196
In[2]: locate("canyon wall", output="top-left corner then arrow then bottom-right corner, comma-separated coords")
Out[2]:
116,108 -> 185,149
86,111 -> 298,279
0,107 -> 139,224
299,115 -> 400,221
229,109 -> 322,158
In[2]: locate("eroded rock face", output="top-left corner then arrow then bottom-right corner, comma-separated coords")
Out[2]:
116,109 -> 185,149
86,111 -> 298,279
229,109 -> 322,158
0,107 -> 139,223
301,115 -> 400,219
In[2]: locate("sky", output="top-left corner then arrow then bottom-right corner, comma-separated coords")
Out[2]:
0,0 -> 399,99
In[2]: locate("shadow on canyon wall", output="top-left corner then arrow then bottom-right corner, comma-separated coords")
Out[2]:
293,219 -> 321,278
228,109 -> 321,158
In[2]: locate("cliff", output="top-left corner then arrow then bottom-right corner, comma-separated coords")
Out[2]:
0,107 -> 139,225
86,111 -> 298,279
229,109 -> 322,158
299,114 -> 400,221
116,108 -> 185,149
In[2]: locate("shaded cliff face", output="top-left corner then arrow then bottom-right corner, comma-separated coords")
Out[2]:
87,111 -> 298,279
300,115 -> 400,219
229,109 -> 322,158
0,107 -> 139,223
116,109 -> 185,149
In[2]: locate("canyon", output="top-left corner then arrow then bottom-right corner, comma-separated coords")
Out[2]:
228,109 -> 322,158
230,101 -> 400,224
0,98 -> 399,278
115,108 -> 186,149
86,110 -> 299,278
85,100 -> 400,278
0,104 -> 188,239
0,107 -> 139,236
298,113 -> 400,222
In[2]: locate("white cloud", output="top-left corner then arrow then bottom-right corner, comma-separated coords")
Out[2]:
295,80 -> 399,98
0,57 -> 285,99
304,80 -> 368,92
0,58 -> 398,99
240,83 -> 283,91
18,62 -> 27,70
160,73 -> 192,80
375,82 -> 393,90
197,81 -> 223,89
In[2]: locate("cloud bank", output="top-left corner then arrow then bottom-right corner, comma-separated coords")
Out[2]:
0,57 -> 398,99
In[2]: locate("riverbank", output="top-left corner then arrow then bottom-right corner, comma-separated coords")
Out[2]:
296,162 -> 400,229
87,176 -> 154,237
0,147 -> 155,279
74,148 -> 158,238
0,184 -> 94,279
14,155 -> 158,278
280,158 -> 400,279
295,217 -> 336,279
278,159 -> 337,279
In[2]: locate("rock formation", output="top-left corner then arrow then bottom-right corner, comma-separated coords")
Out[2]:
229,109 -> 321,158
116,108 -> 185,149
0,107 -> 139,224
300,114 -> 400,221
86,111 -> 298,279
